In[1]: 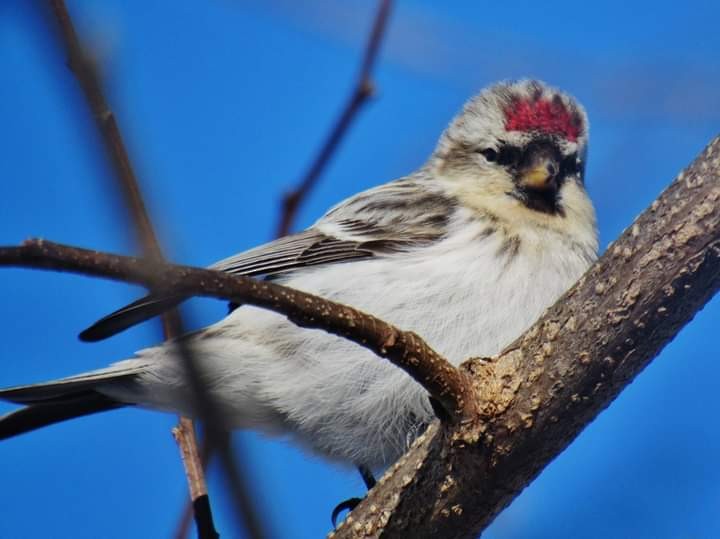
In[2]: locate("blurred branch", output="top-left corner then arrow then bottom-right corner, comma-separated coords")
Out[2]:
47,0 -> 166,259
45,2 -> 264,538
0,240 -> 474,421
275,0 -> 393,237
331,137 -> 720,537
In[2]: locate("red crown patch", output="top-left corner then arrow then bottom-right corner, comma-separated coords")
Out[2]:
504,97 -> 581,142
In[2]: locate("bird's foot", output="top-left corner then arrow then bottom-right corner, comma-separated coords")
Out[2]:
330,465 -> 377,527
331,497 -> 363,528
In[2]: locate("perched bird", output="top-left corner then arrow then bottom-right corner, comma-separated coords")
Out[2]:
0,80 -> 597,473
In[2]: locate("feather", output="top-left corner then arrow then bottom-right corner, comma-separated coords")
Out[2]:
0,365 -> 143,404
0,393 -> 124,440
79,177 -> 456,342
0,368 -> 142,440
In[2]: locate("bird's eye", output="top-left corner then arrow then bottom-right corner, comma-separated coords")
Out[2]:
479,148 -> 497,162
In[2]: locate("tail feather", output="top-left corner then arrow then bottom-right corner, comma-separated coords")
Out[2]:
0,366 -> 144,440
0,365 -> 143,405
0,392 -> 125,440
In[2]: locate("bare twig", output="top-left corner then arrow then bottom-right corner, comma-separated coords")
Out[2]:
275,0 -> 393,237
172,420 -> 216,538
44,2 -> 265,537
0,240 -> 474,421
170,328 -> 267,539
331,136 -> 720,538
47,0 -> 166,260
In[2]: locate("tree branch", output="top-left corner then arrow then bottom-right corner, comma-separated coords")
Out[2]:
45,2 -> 262,537
0,241 -> 473,421
172,421 -> 215,538
330,136 -> 720,538
275,0 -> 393,237
47,0 -> 166,259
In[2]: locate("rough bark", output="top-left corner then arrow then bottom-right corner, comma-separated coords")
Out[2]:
330,136 -> 720,538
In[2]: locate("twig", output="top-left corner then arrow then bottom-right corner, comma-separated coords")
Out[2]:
0,240 -> 474,421
172,420 -> 216,538
45,2 -> 265,537
45,2 -> 211,536
47,0 -> 166,259
275,0 -> 393,237
330,136 -> 720,538
169,325 -> 267,539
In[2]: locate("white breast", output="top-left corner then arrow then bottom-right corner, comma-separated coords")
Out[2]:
111,214 -> 596,468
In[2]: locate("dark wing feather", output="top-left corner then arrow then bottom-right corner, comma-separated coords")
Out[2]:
80,176 -> 457,342
79,230 -> 377,342
78,295 -> 186,342
210,233 -> 374,276
0,393 -> 124,440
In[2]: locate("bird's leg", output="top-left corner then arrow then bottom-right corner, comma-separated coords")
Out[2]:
358,464 -> 377,489
331,465 -> 377,527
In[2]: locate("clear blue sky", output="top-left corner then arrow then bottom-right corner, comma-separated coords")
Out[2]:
1,1 -> 719,538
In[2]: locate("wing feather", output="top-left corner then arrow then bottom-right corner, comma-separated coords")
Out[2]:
79,175 -> 457,342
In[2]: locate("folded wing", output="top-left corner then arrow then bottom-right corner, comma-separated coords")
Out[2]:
79,176 -> 454,341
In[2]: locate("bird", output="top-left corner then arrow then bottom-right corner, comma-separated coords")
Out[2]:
0,79 -> 598,476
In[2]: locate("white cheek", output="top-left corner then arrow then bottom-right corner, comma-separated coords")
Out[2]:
440,167 -> 515,207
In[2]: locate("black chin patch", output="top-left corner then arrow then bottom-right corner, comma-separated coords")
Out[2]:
512,188 -> 564,216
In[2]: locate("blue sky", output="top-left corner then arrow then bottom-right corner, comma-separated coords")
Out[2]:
1,1 -> 719,538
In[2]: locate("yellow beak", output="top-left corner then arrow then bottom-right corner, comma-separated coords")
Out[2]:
519,162 -> 557,191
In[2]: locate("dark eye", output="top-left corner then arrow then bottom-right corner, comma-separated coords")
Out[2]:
479,148 -> 497,162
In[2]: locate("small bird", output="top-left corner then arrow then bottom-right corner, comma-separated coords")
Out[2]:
0,80 -> 597,474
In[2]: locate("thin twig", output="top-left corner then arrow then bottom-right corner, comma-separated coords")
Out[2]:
0,240 -> 474,420
45,2 -> 265,538
44,2 -> 211,536
47,0 -> 166,259
275,0 -> 393,237
172,420 -> 216,538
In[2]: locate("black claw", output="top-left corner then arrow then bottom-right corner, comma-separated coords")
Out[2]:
331,497 -> 363,527
330,465 -> 378,527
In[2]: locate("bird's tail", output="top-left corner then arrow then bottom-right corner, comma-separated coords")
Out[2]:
0,366 -> 142,440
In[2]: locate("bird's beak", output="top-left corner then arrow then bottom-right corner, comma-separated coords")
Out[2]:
518,157 -> 559,192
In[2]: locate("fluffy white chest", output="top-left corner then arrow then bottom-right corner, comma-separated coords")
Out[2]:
284,221 -> 588,363
113,217 -> 595,468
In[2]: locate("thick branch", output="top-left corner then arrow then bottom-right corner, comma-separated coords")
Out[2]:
0,241 -> 472,421
275,0 -> 393,237
331,136 -> 720,538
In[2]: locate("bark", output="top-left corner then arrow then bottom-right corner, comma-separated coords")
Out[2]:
331,136 -> 720,538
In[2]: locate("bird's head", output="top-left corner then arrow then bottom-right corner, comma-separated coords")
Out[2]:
433,80 -> 593,227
